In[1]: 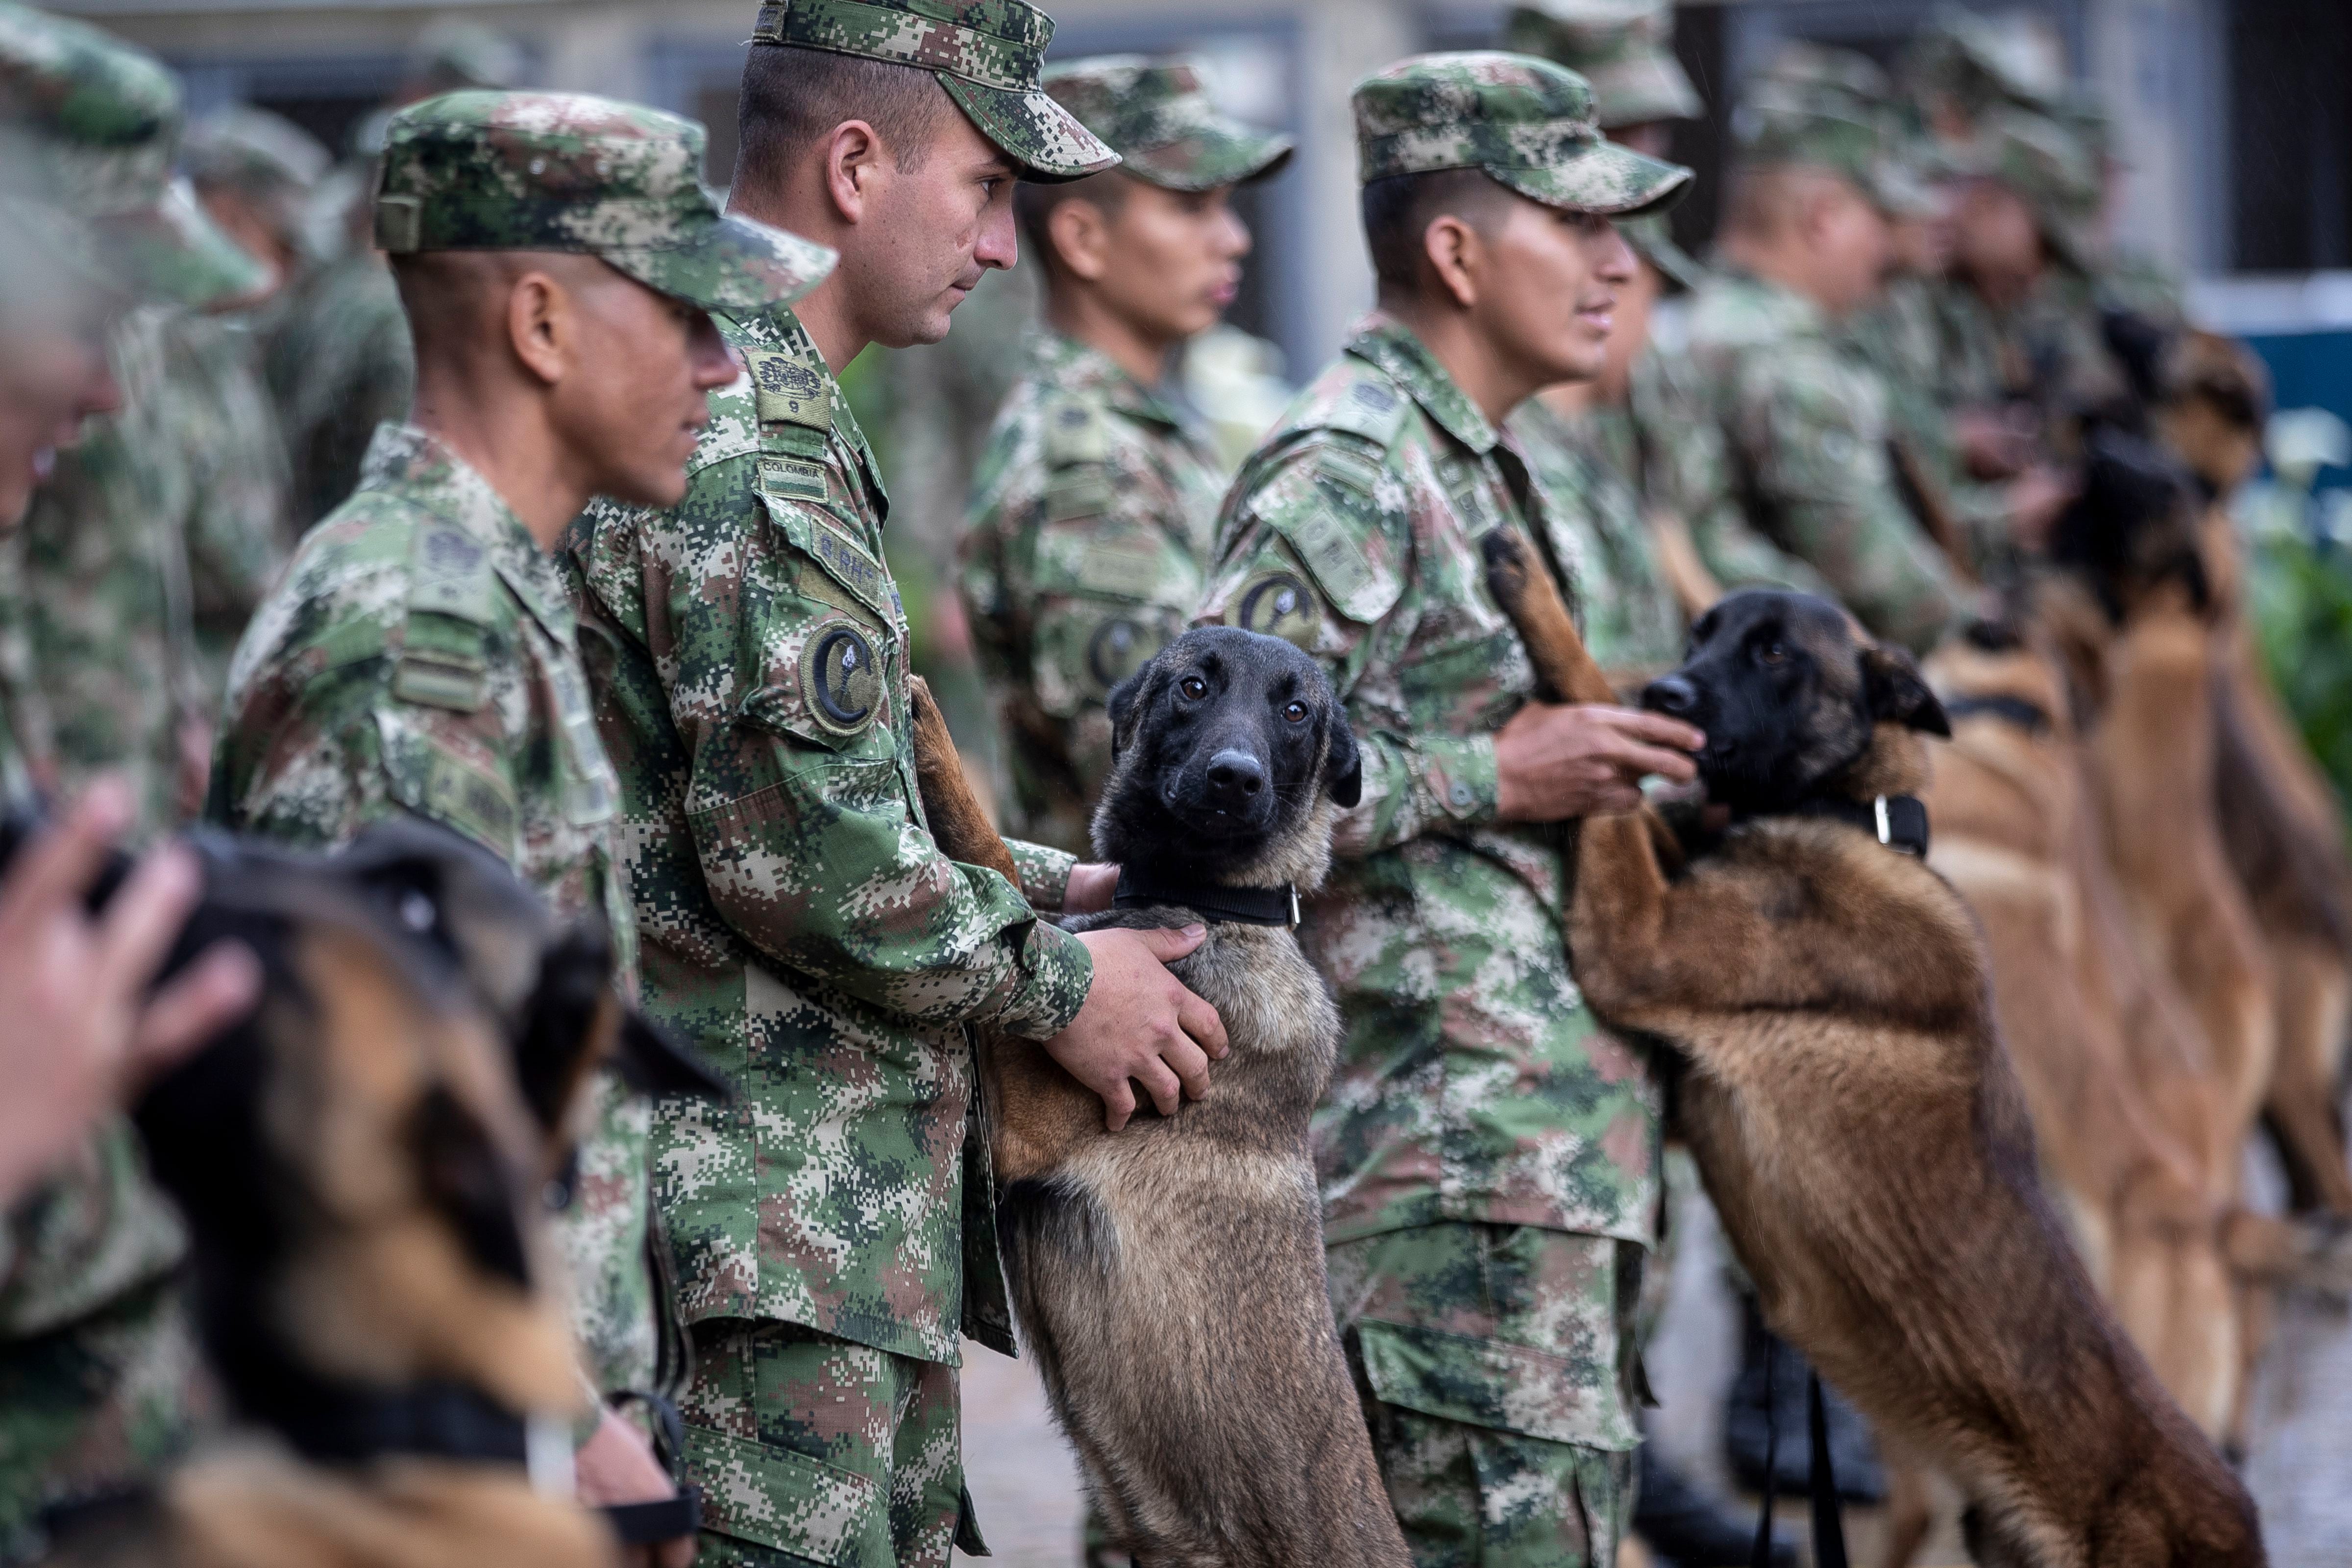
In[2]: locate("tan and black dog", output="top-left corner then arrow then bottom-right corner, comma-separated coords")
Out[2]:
906,631 -> 1412,1568
41,820 -> 720,1568
1481,534 -> 2262,1568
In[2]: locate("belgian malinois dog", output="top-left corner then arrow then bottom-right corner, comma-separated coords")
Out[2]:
42,820 -> 721,1568
1480,533 -> 2263,1567
904,630 -> 1411,1568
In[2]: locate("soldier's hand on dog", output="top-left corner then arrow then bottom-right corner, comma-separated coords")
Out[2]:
1494,701 -> 1704,821
0,778 -> 260,1205
1048,924 -> 1229,1130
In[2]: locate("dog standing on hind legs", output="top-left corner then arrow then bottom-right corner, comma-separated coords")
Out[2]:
906,632 -> 1411,1568
1481,528 -> 2261,1568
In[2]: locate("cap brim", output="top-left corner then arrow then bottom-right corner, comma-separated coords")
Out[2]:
1589,55 -> 1705,131
941,76 -> 1121,183
1620,215 -> 1705,293
607,211 -> 838,315
1870,159 -> 1942,219
93,181 -> 272,309
1490,139 -> 1692,218
1121,120 -> 1297,193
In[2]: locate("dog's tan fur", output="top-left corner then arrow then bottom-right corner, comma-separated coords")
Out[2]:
1482,535 -> 2261,1568
906,674 -> 1410,1568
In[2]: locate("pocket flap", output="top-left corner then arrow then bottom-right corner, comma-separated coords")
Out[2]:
1354,1318 -> 1637,1451
684,1423 -> 891,1566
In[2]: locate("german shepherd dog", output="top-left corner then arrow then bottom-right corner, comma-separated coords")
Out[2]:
41,819 -> 720,1568
904,629 -> 1411,1568
1480,533 -> 2263,1568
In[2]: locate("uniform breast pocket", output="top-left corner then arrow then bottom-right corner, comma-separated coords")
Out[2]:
1026,519 -> 1196,715
1396,623 -> 1533,731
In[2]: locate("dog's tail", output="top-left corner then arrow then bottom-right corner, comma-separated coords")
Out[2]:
908,677 -> 1022,885
1478,529 -> 1617,708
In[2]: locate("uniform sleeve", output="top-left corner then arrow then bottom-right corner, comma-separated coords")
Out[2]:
1008,837 -> 1077,911
660,472 -> 1091,1043
1742,352 -> 1967,654
1198,442 -> 1499,860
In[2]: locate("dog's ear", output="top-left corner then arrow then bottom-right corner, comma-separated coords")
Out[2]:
410,1085 -> 530,1287
1862,644 -> 1951,737
1323,710 -> 1362,808
516,920 -> 731,1139
1105,663 -> 1158,760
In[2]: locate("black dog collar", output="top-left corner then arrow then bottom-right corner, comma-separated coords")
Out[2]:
1790,794 -> 1931,858
1113,867 -> 1299,928
274,1380 -> 529,1467
1941,694 -> 2054,734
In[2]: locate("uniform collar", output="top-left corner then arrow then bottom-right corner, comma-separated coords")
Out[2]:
358,423 -> 574,644
1344,311 -> 1502,457
1033,329 -> 1191,434
721,301 -> 891,526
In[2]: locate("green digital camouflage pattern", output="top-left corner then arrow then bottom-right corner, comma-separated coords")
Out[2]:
1040,54 -> 1292,191
183,104 -> 330,247
1685,270 -> 1966,653
0,2 -> 265,307
1200,313 -> 1662,1251
1327,1224 -> 1641,1568
1965,103 -> 2102,274
560,299 -> 1090,1375
1501,0 -> 1701,130
1353,51 -> 1689,217
1903,7 -> 2063,128
1735,77 -> 1933,218
207,423 -> 658,1395
684,1320 -> 970,1568
1507,395 -> 1683,679
0,1122 -> 201,1561
749,0 -> 1116,181
163,312 -> 291,703
375,91 -> 836,314
260,249 -> 417,530
960,330 -> 1231,853
1933,268 -> 2124,427
1845,273 -> 2012,573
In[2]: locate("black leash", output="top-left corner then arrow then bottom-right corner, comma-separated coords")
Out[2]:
1748,1364 -> 1850,1568
1112,866 -> 1299,927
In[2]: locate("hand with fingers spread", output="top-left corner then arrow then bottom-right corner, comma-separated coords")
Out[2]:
1047,923 -> 1229,1130
0,779 -> 261,1205
1494,701 -> 1704,823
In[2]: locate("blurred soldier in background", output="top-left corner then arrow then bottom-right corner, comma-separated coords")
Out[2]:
961,54 -> 1292,854
0,5 -> 273,1553
1686,76 -> 1972,654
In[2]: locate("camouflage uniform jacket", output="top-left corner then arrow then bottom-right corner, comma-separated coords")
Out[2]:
161,311 -> 289,707
1199,313 -> 1660,1250
1506,394 -> 1684,679
561,302 -> 1093,1368
260,250 -> 416,534
1846,275 -> 2010,572
207,423 -> 660,1396
961,330 -> 1229,853
1934,271 -> 2122,428
1686,270 -> 1966,653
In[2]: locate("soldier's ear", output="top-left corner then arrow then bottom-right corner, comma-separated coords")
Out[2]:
1324,710 -> 1362,808
1861,643 -> 1950,737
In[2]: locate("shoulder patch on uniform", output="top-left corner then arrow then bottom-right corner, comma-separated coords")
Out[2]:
1254,442 -> 1405,626
391,649 -> 490,712
1229,569 -> 1322,650
1042,396 -> 1112,466
799,620 -> 882,736
1044,467 -> 1117,524
747,349 -> 831,430
1084,616 -> 1164,695
1307,375 -> 1412,449
759,453 -> 829,503
407,522 -> 497,626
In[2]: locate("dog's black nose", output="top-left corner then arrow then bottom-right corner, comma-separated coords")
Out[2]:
1204,748 -> 1267,810
1643,675 -> 1699,717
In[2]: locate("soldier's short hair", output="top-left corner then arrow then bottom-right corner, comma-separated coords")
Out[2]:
1359,168 -> 1514,292
735,45 -> 954,188
1013,169 -> 1131,279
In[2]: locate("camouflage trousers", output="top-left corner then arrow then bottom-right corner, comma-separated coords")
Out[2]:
1328,1224 -> 1645,1568
681,1319 -> 975,1568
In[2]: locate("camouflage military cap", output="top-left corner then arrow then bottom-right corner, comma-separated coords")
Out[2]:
1752,40 -> 1893,109
1502,0 -> 1701,130
1041,55 -> 1291,192
1734,88 -> 1936,219
375,91 -> 836,313
1964,103 -> 2101,272
1904,5 -> 2064,120
1354,52 -> 1690,217
184,104 -> 332,199
1619,213 -> 1701,293
0,1 -> 268,306
748,0 -> 1117,181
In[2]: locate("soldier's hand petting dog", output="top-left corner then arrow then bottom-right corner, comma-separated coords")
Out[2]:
1047,924 -> 1229,1130
0,778 -> 260,1206
1494,700 -> 1704,821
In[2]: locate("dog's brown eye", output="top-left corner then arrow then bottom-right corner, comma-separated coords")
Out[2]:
1283,701 -> 1308,724
1759,642 -> 1789,666
1180,676 -> 1208,700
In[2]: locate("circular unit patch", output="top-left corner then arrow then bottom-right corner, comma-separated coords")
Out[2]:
1085,617 -> 1164,695
1233,571 -> 1321,649
801,623 -> 882,735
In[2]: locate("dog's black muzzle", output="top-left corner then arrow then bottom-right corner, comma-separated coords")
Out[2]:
1166,744 -> 1278,838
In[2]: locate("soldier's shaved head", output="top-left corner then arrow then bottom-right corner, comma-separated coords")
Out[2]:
735,46 -> 952,188
1720,163 -> 1855,243
390,249 -> 620,366
1360,169 -> 1516,294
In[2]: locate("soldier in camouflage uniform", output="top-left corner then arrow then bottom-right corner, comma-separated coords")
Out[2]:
960,54 -> 1292,852
205,90 -> 833,1556
0,8 -> 279,1555
1199,53 -> 1703,1567
1688,82 -> 1974,653
559,8 -> 1233,1565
